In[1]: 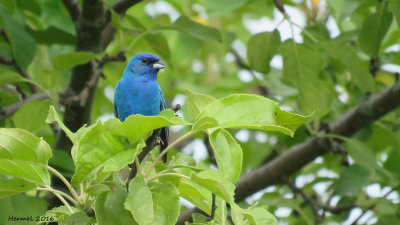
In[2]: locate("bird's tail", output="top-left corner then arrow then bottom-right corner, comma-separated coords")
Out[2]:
160,127 -> 169,162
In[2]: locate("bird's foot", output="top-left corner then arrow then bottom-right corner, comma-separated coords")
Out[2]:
171,104 -> 181,113
155,137 -> 164,146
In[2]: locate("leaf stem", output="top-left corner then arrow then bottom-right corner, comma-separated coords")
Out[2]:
147,172 -> 190,183
37,186 -> 79,206
145,130 -> 198,178
46,165 -> 81,204
48,190 -> 74,213
221,199 -> 226,225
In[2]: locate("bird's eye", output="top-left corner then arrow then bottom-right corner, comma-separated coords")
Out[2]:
142,58 -> 148,63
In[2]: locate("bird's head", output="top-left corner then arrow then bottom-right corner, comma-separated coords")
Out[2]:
124,53 -> 166,79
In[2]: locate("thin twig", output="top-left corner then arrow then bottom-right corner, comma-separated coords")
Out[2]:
0,93 -> 48,121
99,52 -> 126,67
350,187 -> 399,225
229,48 -> 270,96
274,0 -> 288,17
286,178 -> 323,224
0,54 -> 38,93
60,63 -> 101,107
286,178 -> 356,224
46,166 -> 81,204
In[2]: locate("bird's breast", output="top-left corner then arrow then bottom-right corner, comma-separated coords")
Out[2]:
115,78 -> 161,119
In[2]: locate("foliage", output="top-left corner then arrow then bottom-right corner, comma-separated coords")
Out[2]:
0,0 -> 400,225
0,93 -> 308,224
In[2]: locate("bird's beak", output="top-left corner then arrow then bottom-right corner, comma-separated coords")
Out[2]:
152,60 -> 166,70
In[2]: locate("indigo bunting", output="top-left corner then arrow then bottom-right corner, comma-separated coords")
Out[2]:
114,53 -> 168,152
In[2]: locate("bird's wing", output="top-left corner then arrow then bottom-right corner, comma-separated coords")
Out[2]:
114,102 -> 118,118
160,90 -> 167,111
114,81 -> 120,118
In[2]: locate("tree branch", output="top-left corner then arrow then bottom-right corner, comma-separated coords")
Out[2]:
55,0 -> 108,151
59,62 -> 102,107
177,81 -> 400,224
98,52 -> 126,67
0,93 -> 48,121
61,0 -> 81,22
0,54 -> 38,93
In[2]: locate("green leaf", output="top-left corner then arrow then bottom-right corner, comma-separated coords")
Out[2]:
71,121 -> 139,186
0,128 -> 51,185
259,192 -> 313,225
53,52 -> 97,72
0,194 -> 47,225
0,5 -> 36,69
95,183 -> 137,225
206,0 -> 248,18
61,211 -> 95,225
46,106 -> 77,144
389,0 -> 400,27
13,100 -> 51,132
85,184 -> 109,197
149,182 -> 180,225
49,149 -> 75,175
359,5 -> 393,57
125,175 -> 155,225
103,109 -> 190,143
192,213 -> 209,223
192,116 -> 219,131
209,129 -> 242,183
185,89 -> 216,120
280,40 -> 334,117
158,16 -> 222,42
191,170 -> 235,203
179,180 -> 212,214
231,203 -> 278,225
0,67 -> 24,84
335,164 -> 370,195
247,30 -> 281,73
43,206 -> 79,223
15,0 -> 41,15
346,138 -> 394,183
0,177 -> 36,199
384,148 -> 400,178
145,32 -> 170,63
319,41 -> 375,92
169,152 -> 200,171
197,93 -> 311,136
346,138 -> 378,170
26,26 -> 75,45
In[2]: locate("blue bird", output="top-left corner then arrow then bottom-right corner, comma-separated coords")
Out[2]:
114,53 -> 168,153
